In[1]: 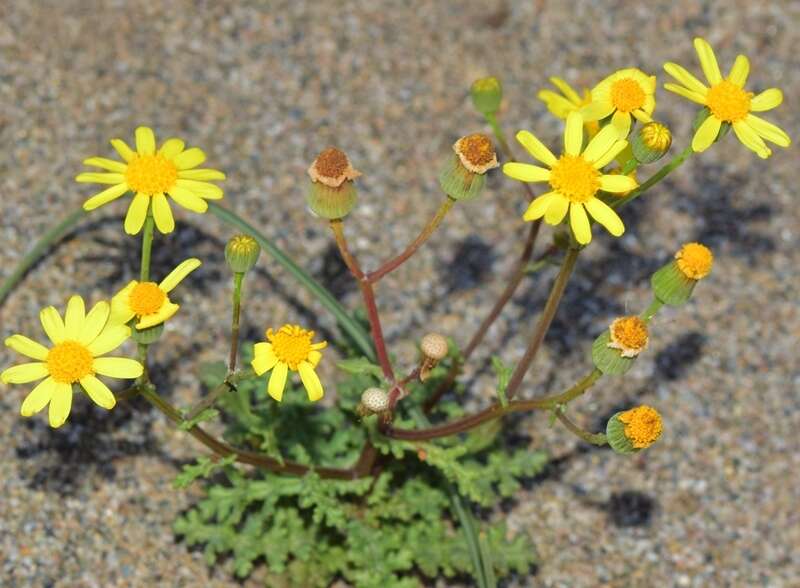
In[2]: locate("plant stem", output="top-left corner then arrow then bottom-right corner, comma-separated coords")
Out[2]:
208,203 -> 375,361
184,368 -> 253,421
139,211 -> 155,282
641,298 -> 663,322
0,208 -> 86,305
228,272 -> 245,373
368,198 -> 454,283
555,411 -> 607,446
504,246 -> 580,401
386,369 -> 601,441
138,383 -> 361,479
613,145 -> 694,209
486,113 -> 512,161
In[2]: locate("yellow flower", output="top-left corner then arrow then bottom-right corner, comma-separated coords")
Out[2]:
251,324 -> 327,402
607,316 -> 649,358
674,242 -> 713,280
581,68 -> 656,137
537,77 -> 591,119
1,296 -> 142,428
110,259 -> 201,329
663,37 -> 791,158
76,126 -> 226,235
618,405 -> 662,449
503,112 -> 637,245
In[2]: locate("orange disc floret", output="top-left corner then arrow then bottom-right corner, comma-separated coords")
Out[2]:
454,134 -> 499,174
308,147 -> 361,188
47,341 -> 94,383
619,405 -> 662,449
608,316 -> 649,358
129,282 -> 167,316
267,324 -> 317,370
675,242 -> 713,280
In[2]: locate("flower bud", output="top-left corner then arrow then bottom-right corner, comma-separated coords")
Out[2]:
438,134 -> 499,201
631,121 -> 672,164
606,405 -> 663,455
419,333 -> 448,382
606,316 -> 649,358
225,234 -> 261,274
651,242 -> 713,306
307,147 -> 361,219
470,77 -> 503,117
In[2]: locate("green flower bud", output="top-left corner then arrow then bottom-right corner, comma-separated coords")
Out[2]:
225,234 -> 261,274
307,147 -> 361,219
631,121 -> 672,164
651,242 -> 713,306
130,322 -> 164,344
438,134 -> 498,201
606,406 -> 663,455
471,77 -> 503,117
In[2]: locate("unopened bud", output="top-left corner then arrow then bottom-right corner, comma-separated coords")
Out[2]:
606,405 -> 663,455
225,234 -> 261,274
419,333 -> 448,382
631,121 -> 672,164
651,242 -> 713,306
307,147 -> 361,219
471,77 -> 503,117
438,134 -> 498,201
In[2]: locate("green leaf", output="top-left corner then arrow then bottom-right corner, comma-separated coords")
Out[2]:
178,408 -> 219,430
491,356 -> 512,407
336,357 -> 384,378
173,454 -> 236,489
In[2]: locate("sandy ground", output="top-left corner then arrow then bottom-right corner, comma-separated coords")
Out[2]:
0,1 -> 798,586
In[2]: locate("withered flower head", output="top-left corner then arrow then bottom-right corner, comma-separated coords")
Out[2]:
308,147 -> 362,188
453,134 -> 499,174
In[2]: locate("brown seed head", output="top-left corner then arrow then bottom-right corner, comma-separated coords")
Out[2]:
361,387 -> 389,413
454,134 -> 499,174
308,147 -> 362,188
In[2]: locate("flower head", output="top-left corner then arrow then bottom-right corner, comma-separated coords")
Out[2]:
607,316 -> 649,358
1,296 -> 142,427
111,259 -> 201,330
225,234 -> 261,274
471,77 -> 503,117
503,112 -> 637,244
307,148 -> 361,219
664,37 -> 791,158
618,405 -> 663,449
454,134 -> 499,174
76,126 -> 226,235
538,77 -> 599,135
582,68 -> 656,137
675,242 -> 713,280
251,324 -> 328,402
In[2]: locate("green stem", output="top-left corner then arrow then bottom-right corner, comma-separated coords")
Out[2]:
486,113 -> 512,161
641,298 -> 664,322
555,411 -> 607,446
139,211 -> 155,282
229,272 -> 245,373
613,145 -> 694,209
0,208 -> 86,305
207,202 -> 375,362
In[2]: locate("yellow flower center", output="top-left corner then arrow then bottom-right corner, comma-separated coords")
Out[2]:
610,316 -> 649,351
706,80 -> 752,123
47,340 -> 94,384
675,242 -> 713,280
268,325 -> 315,370
619,405 -> 663,449
549,155 -> 600,203
125,154 -> 178,195
129,282 -> 166,316
610,78 -> 646,113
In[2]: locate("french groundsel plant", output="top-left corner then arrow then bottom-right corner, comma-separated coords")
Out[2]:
0,36 -> 790,587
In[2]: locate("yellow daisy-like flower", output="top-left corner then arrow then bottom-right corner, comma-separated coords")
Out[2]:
110,259 -> 201,330
581,68 -> 657,137
663,37 -> 791,158
1,296 -> 142,428
76,126 -> 226,235
251,324 -> 327,402
503,112 -> 637,245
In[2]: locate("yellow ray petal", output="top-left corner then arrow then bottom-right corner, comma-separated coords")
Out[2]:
502,163 -> 551,183
5,334 -> 49,360
75,172 -> 126,185
110,138 -> 136,162
732,121 -> 771,159
591,140 -> 629,170
728,55 -> 749,87
750,88 -> 783,112
79,301 -> 110,345
159,258 -> 202,293
564,111 -> 584,155
745,115 -> 791,147
582,124 -> 619,163
515,130 -> 557,166
1,362 -> 49,384
20,377 -> 56,417
92,357 -> 144,379
80,375 -> 117,410
544,196 -> 569,225
136,301 -> 179,329
252,342 -> 279,375
177,168 -> 226,181
174,179 -> 224,199
82,157 -> 128,173
599,174 -> 638,193
569,203 -> 592,245
663,62 -> 708,94
87,324 -> 131,356
124,193 -> 151,235
268,362 -> 288,402
48,382 -> 72,428
168,185 -> 208,213
40,306 -> 65,344
308,350 -> 322,368
691,115 -> 722,153
63,295 -> 86,338
298,361 -> 324,402
585,197 -> 625,236
83,183 -> 130,211
538,91 -> 576,118
158,137 -> 185,159
135,126 -> 156,155
580,101 -> 615,122
173,148 -> 206,170
693,37 -> 722,84
549,76 -> 582,104
151,193 -> 175,234
663,83 -> 707,105
110,281 -> 137,325
522,192 -> 559,221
